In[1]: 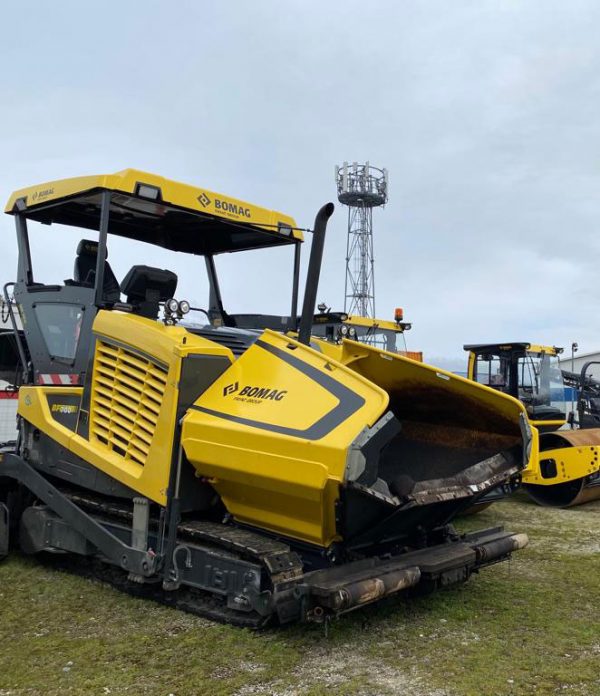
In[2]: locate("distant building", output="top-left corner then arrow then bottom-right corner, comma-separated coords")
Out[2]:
559,350 -> 600,379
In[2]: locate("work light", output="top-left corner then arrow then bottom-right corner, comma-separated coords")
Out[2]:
166,298 -> 179,313
135,183 -> 161,201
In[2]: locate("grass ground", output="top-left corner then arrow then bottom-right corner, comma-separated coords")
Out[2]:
1,494 -> 599,696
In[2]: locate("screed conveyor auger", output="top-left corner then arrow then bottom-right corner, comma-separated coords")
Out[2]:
0,170 -> 528,627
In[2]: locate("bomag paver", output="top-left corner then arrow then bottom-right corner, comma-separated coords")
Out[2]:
0,170 -> 528,627
465,342 -> 600,507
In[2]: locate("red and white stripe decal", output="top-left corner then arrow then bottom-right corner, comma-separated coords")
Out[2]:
36,374 -> 80,386
0,390 -> 18,399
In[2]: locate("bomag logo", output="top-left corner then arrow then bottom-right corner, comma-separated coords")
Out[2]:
198,192 -> 211,208
239,386 -> 287,401
31,187 -> 55,202
223,382 -> 287,402
223,381 -> 239,396
51,404 -> 77,415
214,198 -> 251,218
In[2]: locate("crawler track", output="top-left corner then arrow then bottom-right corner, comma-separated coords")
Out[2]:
44,554 -> 270,628
40,491 -> 306,628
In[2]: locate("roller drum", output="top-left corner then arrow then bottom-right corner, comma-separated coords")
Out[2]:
524,428 -> 600,507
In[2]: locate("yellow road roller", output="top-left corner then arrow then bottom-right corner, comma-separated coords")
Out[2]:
465,342 -> 600,507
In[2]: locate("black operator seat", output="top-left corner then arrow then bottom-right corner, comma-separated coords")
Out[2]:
120,265 -> 178,320
73,239 -> 121,303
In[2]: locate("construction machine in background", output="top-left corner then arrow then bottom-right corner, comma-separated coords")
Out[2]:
0,169 -> 529,627
465,343 -> 568,432
212,306 -> 424,360
465,342 -> 600,507
563,363 -> 600,429
310,307 -> 423,361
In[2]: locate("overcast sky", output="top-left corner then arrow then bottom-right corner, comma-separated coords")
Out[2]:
2,0 -> 600,369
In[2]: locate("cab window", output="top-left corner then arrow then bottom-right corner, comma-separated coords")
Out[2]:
34,303 -> 83,362
475,355 -> 507,388
517,356 -> 538,401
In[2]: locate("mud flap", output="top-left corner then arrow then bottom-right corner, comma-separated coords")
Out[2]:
0,502 -> 8,560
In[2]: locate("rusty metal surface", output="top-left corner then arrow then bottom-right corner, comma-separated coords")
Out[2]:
472,532 -> 528,562
302,527 -> 526,619
332,566 -> 421,611
541,427 -> 600,449
402,419 -> 518,451
566,482 -> 600,507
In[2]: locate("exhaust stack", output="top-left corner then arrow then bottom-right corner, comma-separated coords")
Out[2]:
298,202 -> 335,345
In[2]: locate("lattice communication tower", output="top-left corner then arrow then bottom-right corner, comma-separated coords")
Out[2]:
335,162 -> 388,317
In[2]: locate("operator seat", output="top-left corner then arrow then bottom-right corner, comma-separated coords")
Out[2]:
120,265 -> 178,320
73,239 -> 121,303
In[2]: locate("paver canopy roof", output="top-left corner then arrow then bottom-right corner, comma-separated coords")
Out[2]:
5,168 -> 301,255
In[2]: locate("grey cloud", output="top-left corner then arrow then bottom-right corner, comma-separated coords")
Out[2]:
1,0 -> 600,365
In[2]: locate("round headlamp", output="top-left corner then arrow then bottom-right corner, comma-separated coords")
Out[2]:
178,300 -> 190,315
166,298 -> 179,313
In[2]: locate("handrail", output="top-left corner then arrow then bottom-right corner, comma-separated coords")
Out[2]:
2,282 -> 29,385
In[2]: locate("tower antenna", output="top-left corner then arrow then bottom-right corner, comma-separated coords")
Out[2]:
335,161 -> 388,317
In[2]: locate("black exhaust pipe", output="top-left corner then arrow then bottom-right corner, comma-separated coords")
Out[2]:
298,202 -> 335,345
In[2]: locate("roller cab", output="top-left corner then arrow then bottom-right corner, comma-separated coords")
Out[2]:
464,342 -> 567,432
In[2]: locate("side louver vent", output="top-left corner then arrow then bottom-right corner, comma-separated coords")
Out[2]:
190,330 -> 255,357
90,340 -> 168,466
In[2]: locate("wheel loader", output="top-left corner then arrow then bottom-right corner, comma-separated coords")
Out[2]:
0,169 -> 529,627
465,342 -> 600,507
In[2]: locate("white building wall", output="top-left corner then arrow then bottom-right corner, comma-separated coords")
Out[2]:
559,351 -> 600,379
0,382 -> 18,442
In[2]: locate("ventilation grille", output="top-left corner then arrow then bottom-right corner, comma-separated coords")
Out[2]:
90,340 -> 168,466
190,329 -> 255,357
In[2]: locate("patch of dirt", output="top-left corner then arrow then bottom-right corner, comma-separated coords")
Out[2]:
233,645 -> 452,695
212,662 -> 267,680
